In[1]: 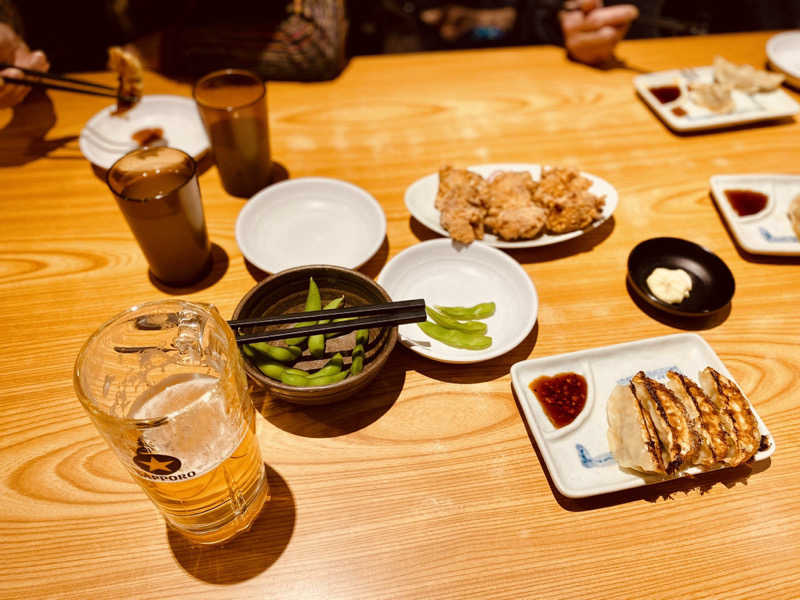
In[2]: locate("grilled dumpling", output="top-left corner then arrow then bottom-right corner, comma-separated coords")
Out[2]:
607,383 -> 666,475
666,370 -> 732,467
631,372 -> 700,473
699,367 -> 760,466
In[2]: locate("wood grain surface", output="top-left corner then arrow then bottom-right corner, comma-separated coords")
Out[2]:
1,32 -> 799,599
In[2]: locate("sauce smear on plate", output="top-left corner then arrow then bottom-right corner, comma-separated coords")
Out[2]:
724,189 -> 768,217
132,127 -> 164,146
530,372 -> 587,428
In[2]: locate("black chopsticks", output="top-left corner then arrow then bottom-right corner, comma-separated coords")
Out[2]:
229,299 -> 426,344
0,62 -> 133,101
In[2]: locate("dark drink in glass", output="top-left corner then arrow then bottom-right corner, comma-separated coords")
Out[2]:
193,69 -> 272,198
106,146 -> 211,285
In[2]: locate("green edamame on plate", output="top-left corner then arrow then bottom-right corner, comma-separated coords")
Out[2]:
434,302 -> 495,320
417,301 -> 495,350
417,321 -> 492,350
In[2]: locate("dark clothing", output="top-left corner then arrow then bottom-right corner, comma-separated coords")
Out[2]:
1,0 -> 347,81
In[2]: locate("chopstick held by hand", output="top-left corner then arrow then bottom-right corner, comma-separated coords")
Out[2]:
0,23 -> 49,109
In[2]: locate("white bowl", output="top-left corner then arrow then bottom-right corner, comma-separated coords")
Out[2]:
236,177 -> 386,273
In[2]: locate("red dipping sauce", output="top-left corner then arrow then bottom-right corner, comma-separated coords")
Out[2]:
530,372 -> 587,428
724,189 -> 768,217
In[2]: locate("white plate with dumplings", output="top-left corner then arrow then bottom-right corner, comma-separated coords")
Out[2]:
510,333 -> 774,499
634,64 -> 799,132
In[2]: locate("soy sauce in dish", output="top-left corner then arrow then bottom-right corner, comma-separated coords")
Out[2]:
672,106 -> 687,117
530,372 -> 587,428
649,85 -> 681,104
724,189 -> 768,217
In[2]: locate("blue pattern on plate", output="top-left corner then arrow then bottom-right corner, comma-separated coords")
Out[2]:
616,365 -> 680,385
759,227 -> 798,243
576,444 -> 615,468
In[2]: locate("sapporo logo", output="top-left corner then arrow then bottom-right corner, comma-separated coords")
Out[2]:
132,439 -> 193,481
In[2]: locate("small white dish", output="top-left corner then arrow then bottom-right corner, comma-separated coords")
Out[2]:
634,67 -> 800,132
767,30 -> 800,89
376,239 -> 537,363
710,174 -> 800,255
404,163 -> 617,249
236,177 -> 386,273
79,95 -> 209,169
510,333 -> 775,499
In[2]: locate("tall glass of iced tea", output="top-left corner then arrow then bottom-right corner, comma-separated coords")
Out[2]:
106,146 -> 212,285
193,69 -> 272,198
73,300 -> 269,545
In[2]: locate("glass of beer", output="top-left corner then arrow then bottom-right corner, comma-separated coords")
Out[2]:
193,69 -> 272,198
106,146 -> 212,286
73,300 -> 269,545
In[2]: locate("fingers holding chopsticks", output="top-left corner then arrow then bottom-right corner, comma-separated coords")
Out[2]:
0,23 -> 49,109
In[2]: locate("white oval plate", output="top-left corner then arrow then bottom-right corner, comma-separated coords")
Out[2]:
376,239 -> 538,363
236,177 -> 386,273
767,31 -> 800,89
404,163 -> 618,249
79,95 -> 209,169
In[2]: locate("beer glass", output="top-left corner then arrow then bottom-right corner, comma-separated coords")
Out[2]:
73,300 -> 269,545
193,69 -> 272,198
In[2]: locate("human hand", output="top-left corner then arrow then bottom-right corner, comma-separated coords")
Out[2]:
0,23 -> 49,109
559,0 -> 638,65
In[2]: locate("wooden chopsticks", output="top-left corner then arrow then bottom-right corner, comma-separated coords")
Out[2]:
0,62 -> 132,101
229,299 -> 426,344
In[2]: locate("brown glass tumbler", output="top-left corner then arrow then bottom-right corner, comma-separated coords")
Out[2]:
106,146 -> 212,285
193,69 -> 272,198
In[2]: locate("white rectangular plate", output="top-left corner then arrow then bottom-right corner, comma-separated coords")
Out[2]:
710,174 -> 800,255
634,66 -> 799,132
510,333 -> 775,499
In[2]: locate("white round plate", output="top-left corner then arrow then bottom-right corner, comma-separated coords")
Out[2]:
404,163 -> 618,249
236,177 -> 386,273
79,95 -> 209,169
376,239 -> 538,363
767,31 -> 800,88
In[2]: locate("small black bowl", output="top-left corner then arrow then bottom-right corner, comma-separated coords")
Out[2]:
627,237 -> 735,317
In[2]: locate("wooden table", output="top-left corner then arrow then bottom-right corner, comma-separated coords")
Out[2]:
2,31 -> 799,599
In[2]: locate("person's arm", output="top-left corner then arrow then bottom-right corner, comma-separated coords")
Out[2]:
137,0 -> 347,82
0,0 -> 49,109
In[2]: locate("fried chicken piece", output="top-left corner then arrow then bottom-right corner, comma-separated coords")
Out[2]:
108,46 -> 144,112
533,167 -> 605,234
484,171 -> 546,240
435,166 -> 488,244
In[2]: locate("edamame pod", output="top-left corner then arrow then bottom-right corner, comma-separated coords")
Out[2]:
425,307 -> 488,334
309,353 -> 343,378
248,341 -> 302,363
350,354 -> 364,375
255,360 -> 285,380
434,302 -> 495,320
417,321 -> 492,350
284,278 -> 325,346
307,296 -> 343,357
280,369 -> 349,387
